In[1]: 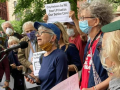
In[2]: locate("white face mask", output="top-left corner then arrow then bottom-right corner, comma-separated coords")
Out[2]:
66,29 -> 75,37
6,28 -> 13,35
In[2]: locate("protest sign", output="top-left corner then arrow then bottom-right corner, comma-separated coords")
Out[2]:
32,51 -> 46,76
45,1 -> 72,23
51,73 -> 80,90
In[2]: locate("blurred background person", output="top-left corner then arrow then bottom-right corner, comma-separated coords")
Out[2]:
1,21 -> 22,48
8,36 -> 25,90
54,22 -> 82,76
100,16 -> 120,90
17,21 -> 41,90
0,45 -> 10,89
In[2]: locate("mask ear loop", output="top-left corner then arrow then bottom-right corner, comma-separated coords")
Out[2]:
49,34 -> 54,45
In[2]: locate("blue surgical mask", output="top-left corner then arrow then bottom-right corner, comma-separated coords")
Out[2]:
79,20 -> 92,34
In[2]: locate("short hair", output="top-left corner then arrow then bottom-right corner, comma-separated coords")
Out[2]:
1,21 -> 12,29
22,21 -> 34,33
8,36 -> 19,45
79,0 -> 114,27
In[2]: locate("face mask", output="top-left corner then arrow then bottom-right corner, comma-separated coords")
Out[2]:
79,20 -> 92,34
102,57 -> 113,73
6,28 -> 13,36
39,36 -> 53,51
9,44 -> 18,52
66,29 -> 75,37
26,30 -> 36,41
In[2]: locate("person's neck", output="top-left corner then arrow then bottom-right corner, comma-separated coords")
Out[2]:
59,40 -> 65,49
44,45 -> 57,56
89,27 -> 101,41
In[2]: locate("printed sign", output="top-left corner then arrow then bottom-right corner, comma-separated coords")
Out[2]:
45,1 -> 72,23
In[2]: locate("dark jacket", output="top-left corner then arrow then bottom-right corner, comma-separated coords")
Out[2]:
0,45 -> 10,81
83,34 -> 108,88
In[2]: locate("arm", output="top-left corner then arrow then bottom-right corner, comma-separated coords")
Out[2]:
69,11 -> 87,42
68,44 -> 82,71
82,76 -> 111,90
17,38 -> 32,70
55,53 -> 68,85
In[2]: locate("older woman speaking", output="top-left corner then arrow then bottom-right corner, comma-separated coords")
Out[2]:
25,22 -> 68,90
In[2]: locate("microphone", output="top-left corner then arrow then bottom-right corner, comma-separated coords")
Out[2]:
3,41 -> 28,53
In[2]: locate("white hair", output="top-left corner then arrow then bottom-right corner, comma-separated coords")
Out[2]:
1,21 -> 12,29
8,36 -> 19,45
22,21 -> 34,33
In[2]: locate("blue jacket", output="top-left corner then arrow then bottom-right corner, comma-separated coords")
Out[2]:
83,35 -> 108,88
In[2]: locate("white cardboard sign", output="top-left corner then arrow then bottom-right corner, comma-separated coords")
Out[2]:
32,51 -> 46,76
45,1 -> 72,23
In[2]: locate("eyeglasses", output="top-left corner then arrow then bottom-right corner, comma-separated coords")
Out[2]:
35,31 -> 53,36
79,16 -> 95,21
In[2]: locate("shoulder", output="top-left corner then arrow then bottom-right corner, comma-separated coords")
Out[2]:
20,36 -> 29,42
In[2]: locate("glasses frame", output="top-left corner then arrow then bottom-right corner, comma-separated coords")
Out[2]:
35,31 -> 53,36
79,16 -> 95,21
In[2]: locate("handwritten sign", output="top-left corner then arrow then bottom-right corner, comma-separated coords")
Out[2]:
51,73 -> 80,90
32,51 -> 46,76
45,1 -> 72,23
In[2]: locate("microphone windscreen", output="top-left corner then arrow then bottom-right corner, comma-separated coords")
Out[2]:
19,41 -> 28,49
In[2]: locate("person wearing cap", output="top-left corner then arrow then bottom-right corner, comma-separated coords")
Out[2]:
64,21 -> 87,64
17,21 -> 41,90
43,14 -> 86,65
25,22 -> 68,90
69,0 -> 114,89
1,21 -> 22,48
82,17 -> 120,90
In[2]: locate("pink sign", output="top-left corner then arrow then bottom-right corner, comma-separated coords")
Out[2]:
51,73 -> 80,90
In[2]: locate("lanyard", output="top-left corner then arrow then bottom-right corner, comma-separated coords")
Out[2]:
87,30 -> 101,54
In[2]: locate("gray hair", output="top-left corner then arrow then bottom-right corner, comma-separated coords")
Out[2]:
79,0 -> 114,27
38,26 -> 58,47
1,21 -> 12,29
22,21 -> 34,33
8,36 -> 19,45
38,26 -> 55,35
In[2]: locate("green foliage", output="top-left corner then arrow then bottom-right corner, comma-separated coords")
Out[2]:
0,0 -> 8,3
14,0 -> 78,26
10,20 -> 23,34
0,18 -> 5,31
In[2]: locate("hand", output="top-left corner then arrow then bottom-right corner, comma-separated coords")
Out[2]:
43,14 -> 48,23
69,11 -> 76,21
3,81 -> 9,88
25,73 -> 40,84
10,63 -> 16,69
29,65 -> 33,71
17,65 -> 23,71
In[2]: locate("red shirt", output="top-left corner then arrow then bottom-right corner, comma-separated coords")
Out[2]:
69,34 -> 86,64
80,37 -> 100,89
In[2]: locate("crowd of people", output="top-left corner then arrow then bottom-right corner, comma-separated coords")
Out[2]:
0,0 -> 120,90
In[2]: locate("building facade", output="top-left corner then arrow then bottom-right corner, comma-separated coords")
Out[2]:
0,2 -> 8,20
